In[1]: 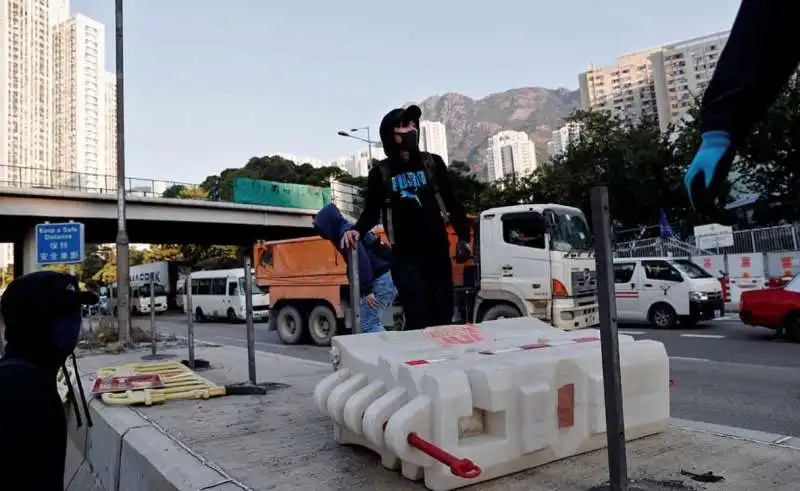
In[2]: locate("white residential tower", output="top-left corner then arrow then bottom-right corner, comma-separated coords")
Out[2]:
486,130 -> 537,182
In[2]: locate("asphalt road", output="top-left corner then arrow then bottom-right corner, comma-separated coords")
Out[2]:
143,313 -> 800,438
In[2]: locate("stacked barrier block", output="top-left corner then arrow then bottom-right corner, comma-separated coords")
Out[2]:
314,317 -> 670,491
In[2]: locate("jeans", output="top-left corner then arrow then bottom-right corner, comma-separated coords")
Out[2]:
360,272 -> 396,334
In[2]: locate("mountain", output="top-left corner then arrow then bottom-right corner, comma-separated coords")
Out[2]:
416,87 -> 581,177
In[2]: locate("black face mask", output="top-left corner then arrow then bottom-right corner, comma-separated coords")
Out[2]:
398,130 -> 419,152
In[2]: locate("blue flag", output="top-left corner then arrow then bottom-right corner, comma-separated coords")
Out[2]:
659,209 -> 673,239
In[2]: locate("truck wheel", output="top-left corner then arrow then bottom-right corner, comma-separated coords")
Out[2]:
195,307 -> 206,322
649,303 -> 677,329
227,308 -> 238,323
308,305 -> 337,347
482,304 -> 521,322
784,312 -> 800,343
276,305 -> 305,345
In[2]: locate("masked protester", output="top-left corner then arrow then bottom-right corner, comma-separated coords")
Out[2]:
684,0 -> 799,219
342,105 -> 471,331
0,271 -> 97,490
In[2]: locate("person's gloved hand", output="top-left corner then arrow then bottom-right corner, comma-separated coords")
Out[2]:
455,240 -> 472,263
683,131 -> 734,220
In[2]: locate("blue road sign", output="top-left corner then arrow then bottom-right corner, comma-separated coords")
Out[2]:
35,222 -> 85,265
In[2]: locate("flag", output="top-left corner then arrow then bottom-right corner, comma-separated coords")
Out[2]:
659,209 -> 673,239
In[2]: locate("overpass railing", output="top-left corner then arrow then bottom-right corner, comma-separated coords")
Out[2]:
0,164 -> 204,200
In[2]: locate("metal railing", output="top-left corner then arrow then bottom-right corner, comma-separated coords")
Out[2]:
0,164 -> 205,201
614,236 -> 712,259
689,224 -> 800,254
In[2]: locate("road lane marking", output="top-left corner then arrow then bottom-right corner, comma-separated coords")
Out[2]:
215,335 -> 293,349
670,356 -> 710,362
618,330 -> 645,335
679,333 -> 725,339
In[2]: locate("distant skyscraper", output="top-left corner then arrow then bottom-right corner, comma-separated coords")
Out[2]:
0,0 -> 70,188
486,131 -> 537,182
105,72 -> 117,183
578,30 -> 729,131
53,14 -> 108,191
350,146 -> 386,177
419,120 -> 449,164
547,122 -> 582,158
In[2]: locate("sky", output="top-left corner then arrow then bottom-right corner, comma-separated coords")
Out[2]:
71,0 -> 742,184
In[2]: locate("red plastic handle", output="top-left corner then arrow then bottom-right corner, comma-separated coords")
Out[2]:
407,432 -> 481,479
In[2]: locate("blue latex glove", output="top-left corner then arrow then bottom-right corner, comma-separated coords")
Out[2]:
455,240 -> 472,263
683,131 -> 732,212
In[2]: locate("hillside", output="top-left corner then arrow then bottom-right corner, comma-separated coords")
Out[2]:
416,87 -> 580,176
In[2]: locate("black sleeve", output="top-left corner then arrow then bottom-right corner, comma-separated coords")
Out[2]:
353,166 -> 384,236
699,0 -> 800,141
431,154 -> 471,243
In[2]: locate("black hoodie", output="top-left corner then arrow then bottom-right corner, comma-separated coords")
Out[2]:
354,106 -> 470,258
0,271 -> 96,490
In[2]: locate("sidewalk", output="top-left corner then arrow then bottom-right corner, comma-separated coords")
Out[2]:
69,344 -> 800,491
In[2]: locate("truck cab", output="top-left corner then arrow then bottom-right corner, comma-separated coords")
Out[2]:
475,204 -> 599,330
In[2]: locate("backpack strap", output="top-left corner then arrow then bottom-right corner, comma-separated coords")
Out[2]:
376,161 -> 395,244
421,153 -> 450,224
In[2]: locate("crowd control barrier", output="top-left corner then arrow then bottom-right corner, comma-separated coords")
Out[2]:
314,317 -> 670,490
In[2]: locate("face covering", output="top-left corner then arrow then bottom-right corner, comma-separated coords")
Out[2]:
52,311 -> 83,357
398,130 -> 419,152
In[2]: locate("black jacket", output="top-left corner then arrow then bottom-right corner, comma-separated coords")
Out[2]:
700,0 -> 800,142
354,109 -> 470,259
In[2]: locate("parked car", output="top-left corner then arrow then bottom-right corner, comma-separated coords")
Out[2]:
739,274 -> 800,342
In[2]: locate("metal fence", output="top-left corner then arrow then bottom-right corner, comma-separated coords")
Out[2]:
614,237 -> 712,259
0,164 -> 203,200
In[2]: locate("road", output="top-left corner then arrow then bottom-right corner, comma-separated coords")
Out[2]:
143,313 -> 800,438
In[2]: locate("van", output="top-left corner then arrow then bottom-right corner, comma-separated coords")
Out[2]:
613,257 -> 724,328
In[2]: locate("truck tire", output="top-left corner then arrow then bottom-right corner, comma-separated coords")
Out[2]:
784,312 -> 800,343
195,307 -> 206,322
649,303 -> 677,329
276,305 -> 305,345
481,304 -> 522,322
227,308 -> 238,323
308,305 -> 337,347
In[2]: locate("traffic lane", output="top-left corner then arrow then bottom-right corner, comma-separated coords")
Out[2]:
619,320 -> 800,368
139,316 -> 331,364
670,357 -> 800,437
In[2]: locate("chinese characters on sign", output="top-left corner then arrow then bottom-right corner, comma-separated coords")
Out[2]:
35,222 -> 85,265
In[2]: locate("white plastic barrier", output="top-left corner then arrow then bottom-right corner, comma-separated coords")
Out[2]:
728,253 -> 766,304
314,318 -> 670,490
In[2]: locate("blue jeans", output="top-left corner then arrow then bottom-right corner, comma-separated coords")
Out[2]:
360,272 -> 396,334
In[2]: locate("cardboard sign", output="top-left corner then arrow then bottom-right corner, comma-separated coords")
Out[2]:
91,374 -> 165,395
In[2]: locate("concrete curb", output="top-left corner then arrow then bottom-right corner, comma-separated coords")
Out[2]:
669,418 -> 800,450
65,375 -> 247,491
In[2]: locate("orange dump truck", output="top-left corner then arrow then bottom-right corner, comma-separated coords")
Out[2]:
254,223 -> 476,346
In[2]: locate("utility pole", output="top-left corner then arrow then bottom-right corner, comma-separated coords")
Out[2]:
114,0 -> 131,343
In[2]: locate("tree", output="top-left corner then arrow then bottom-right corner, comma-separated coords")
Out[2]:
162,184 -> 209,200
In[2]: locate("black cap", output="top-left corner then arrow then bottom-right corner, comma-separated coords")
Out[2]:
1,271 -> 98,333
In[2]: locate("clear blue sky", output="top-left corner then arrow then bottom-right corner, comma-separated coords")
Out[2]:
72,0 -> 741,184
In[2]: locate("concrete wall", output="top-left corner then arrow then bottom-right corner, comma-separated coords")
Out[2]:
64,378 -> 241,491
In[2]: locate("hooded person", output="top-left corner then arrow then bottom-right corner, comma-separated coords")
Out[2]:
683,0 -> 799,220
314,203 -> 395,334
0,271 -> 97,490
342,105 -> 471,331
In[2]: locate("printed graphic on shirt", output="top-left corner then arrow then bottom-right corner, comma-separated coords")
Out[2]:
392,170 -> 427,206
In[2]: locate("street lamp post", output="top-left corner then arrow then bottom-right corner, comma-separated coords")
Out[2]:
337,127 -> 378,173
114,0 -> 131,343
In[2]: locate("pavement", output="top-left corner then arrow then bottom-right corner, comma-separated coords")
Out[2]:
70,343 -> 800,491
145,312 -> 800,438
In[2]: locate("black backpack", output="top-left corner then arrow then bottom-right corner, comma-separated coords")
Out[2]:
375,152 -> 449,244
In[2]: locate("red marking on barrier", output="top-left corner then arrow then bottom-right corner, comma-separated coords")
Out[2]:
782,256 -> 793,269
557,384 -> 575,428
703,258 -> 712,268
405,360 -> 428,366
424,324 -> 486,347
741,256 -> 751,268
574,336 -> 601,343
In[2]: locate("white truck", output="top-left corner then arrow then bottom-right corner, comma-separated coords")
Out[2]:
257,203 -> 600,346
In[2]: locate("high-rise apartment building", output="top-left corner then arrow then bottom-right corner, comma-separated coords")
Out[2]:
53,14 -> 108,192
547,122 -> 582,158
104,71 -> 117,181
350,146 -> 386,178
650,31 -> 727,131
418,120 -> 449,164
0,0 -> 70,188
578,31 -> 730,131
486,130 -> 537,182
578,49 -> 660,123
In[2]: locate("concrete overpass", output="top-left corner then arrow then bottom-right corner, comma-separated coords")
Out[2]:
0,186 -> 317,276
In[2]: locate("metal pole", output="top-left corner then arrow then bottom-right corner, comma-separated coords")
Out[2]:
349,246 -> 361,334
114,0 -> 131,343
590,186 -> 629,491
149,275 -> 156,355
185,275 -> 195,369
243,256 -> 257,384
366,127 -> 373,170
